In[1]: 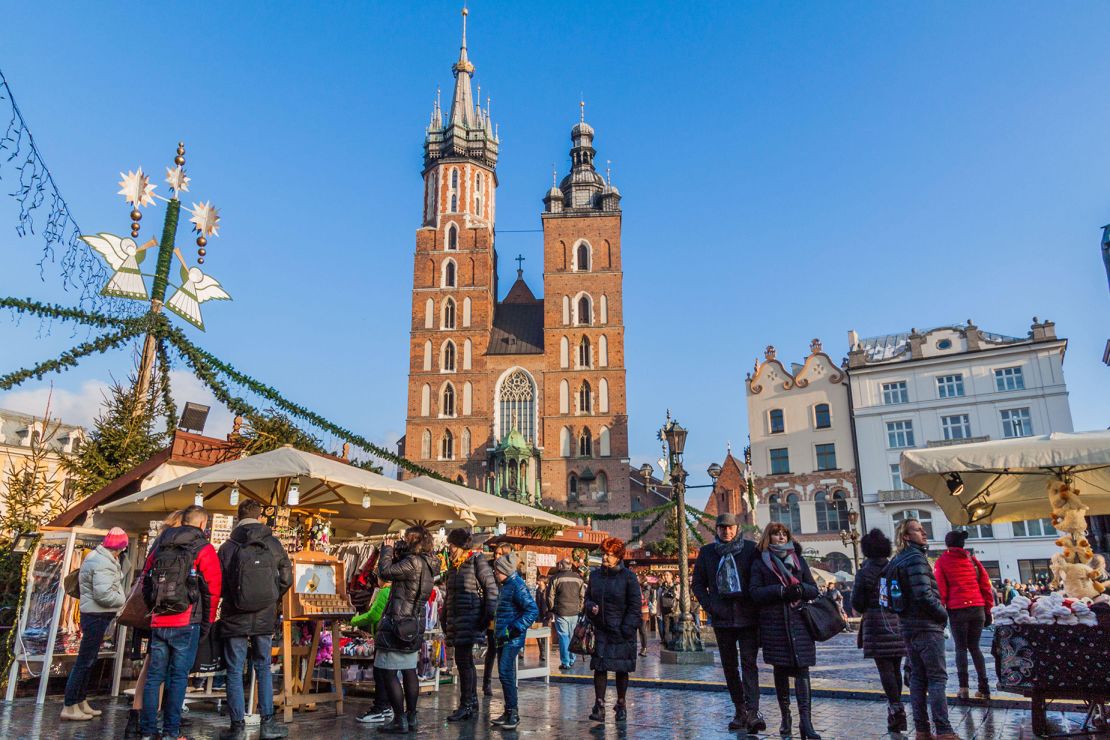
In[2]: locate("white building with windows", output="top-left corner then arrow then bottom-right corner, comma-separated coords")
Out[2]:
847,318 -> 1073,585
746,339 -> 862,574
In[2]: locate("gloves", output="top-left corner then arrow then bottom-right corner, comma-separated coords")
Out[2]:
784,583 -> 803,601
496,626 -> 522,647
508,626 -> 523,640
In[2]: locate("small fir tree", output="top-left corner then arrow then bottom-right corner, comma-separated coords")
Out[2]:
0,408 -> 63,536
231,409 -> 325,456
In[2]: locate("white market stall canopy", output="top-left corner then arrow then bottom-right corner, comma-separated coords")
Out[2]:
92,446 -> 476,533
407,476 -> 575,528
900,430 -> 1110,526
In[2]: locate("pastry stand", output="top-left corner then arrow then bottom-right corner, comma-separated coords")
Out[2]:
275,549 -> 353,723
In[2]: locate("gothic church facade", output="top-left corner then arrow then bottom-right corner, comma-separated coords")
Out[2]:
400,12 -> 632,538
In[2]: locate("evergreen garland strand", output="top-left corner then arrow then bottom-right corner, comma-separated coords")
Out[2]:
685,503 -> 715,522
686,513 -> 706,546
0,296 -> 130,329
155,338 -> 177,433
0,324 -> 145,390
634,506 -> 670,542
533,498 -> 677,523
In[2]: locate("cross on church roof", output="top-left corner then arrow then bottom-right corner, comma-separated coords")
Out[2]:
515,254 -> 525,278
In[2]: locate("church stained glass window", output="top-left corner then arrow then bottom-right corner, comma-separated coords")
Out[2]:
498,369 -> 536,443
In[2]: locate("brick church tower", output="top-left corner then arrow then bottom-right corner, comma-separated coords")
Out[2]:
402,11 -> 632,539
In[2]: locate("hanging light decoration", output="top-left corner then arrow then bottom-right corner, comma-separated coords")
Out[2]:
497,520 -> 507,536
287,477 -> 300,506
229,483 -> 240,507
438,527 -> 446,538
194,484 -> 204,507
362,493 -> 371,509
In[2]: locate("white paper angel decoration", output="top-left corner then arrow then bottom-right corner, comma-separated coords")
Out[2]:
165,250 -> 231,331
78,233 -> 156,300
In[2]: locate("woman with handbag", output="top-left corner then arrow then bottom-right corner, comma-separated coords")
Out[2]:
934,529 -> 995,701
584,537 -> 641,724
851,529 -> 907,733
749,522 -> 821,739
442,528 -> 498,722
375,525 -> 438,734
61,527 -> 129,721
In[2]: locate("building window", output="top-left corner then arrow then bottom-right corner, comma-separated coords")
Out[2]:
560,427 -> 571,457
442,298 -> 456,329
956,523 -> 994,539
497,369 -> 536,443
882,381 -> 909,405
1013,518 -> 1056,538
578,381 -> 592,414
769,409 -> 785,434
814,403 -> 831,429
451,169 -> 458,189
769,493 -> 802,532
576,295 -> 592,325
815,490 -> 850,533
446,225 -> 458,250
461,428 -> 471,456
936,374 -> 965,398
442,384 -> 456,417
578,428 -> 592,457
769,448 -> 790,475
442,341 -> 456,372
441,430 -> 455,460
568,474 -> 579,503
596,472 -> 608,502
576,242 -> 590,271
450,194 -> 458,212
578,336 -> 591,368
1001,407 -> 1033,438
889,463 -> 907,490
893,508 -> 934,540
815,443 -> 837,470
443,260 -> 456,288
995,366 -> 1025,391
421,429 -> 431,459
941,413 -> 971,441
599,426 -> 611,456
886,420 -> 915,448
1017,558 -> 1053,585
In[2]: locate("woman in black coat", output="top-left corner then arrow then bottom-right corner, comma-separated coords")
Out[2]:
850,529 -> 906,733
442,528 -> 498,722
749,522 -> 821,739
584,537 -> 641,724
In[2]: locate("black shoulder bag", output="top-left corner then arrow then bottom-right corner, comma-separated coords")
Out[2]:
383,559 -> 425,652
801,594 -> 847,642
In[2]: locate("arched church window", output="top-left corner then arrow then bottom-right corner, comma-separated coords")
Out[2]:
461,428 -> 471,456
441,429 -> 454,460
576,242 -> 591,271
442,383 -> 456,417
497,369 -> 537,444
442,341 -> 456,372
446,225 -> 458,251
451,169 -> 459,189
443,260 -> 456,288
596,472 -> 608,501
579,428 -> 592,457
442,298 -> 456,329
568,474 -> 579,502
578,381 -> 592,414
578,336 -> 591,368
421,429 -> 431,459
577,294 -> 592,325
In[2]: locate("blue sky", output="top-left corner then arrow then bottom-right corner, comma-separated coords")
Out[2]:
1,2 -> 1108,509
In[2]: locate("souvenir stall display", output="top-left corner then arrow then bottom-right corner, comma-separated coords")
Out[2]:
4,527 -> 129,705
902,431 -> 1110,736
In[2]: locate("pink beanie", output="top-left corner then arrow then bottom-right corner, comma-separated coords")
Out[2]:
102,527 -> 129,551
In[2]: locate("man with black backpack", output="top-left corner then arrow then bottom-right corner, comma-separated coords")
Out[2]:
216,499 -> 293,740
139,505 -> 222,740
656,571 -> 677,645
692,513 -> 765,734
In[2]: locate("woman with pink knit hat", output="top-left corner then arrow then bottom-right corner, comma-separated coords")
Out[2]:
61,527 -> 129,721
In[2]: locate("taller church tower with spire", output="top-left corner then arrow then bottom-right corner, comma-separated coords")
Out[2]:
402,10 -> 632,539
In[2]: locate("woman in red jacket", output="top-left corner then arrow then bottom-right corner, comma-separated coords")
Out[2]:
934,530 -> 994,701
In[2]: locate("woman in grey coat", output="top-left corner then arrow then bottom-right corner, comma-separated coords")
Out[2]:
61,527 -> 129,722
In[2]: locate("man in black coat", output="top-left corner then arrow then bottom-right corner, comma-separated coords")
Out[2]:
888,517 -> 955,740
691,513 -> 765,733
217,499 -> 293,740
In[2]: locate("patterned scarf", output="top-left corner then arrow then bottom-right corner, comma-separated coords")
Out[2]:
451,548 -> 478,570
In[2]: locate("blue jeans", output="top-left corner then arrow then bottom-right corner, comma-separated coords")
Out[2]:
224,634 -> 274,722
904,631 -> 953,735
141,625 -> 201,737
554,615 -> 578,666
498,642 -> 522,710
64,612 -> 115,705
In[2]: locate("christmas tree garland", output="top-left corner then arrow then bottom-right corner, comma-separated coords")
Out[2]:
0,297 -> 132,329
0,323 -> 146,390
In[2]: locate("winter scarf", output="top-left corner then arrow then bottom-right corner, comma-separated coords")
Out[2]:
715,536 -> 745,558
764,545 -> 801,588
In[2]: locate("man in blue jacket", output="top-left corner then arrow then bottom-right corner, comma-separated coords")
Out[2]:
490,552 -> 538,731
692,513 -> 765,733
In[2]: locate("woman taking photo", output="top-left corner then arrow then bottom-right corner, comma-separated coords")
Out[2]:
584,537 -> 641,723
749,522 -> 821,739
376,525 -> 438,734
934,529 -> 994,701
442,528 -> 498,722
851,529 -> 907,732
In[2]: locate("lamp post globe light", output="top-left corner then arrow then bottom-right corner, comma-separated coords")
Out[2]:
839,506 -> 862,573
658,414 -> 714,664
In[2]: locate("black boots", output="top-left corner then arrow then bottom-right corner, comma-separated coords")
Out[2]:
748,709 -> 768,734
378,714 -> 409,734
887,702 -> 908,733
124,709 -> 142,738
795,674 -> 821,740
775,672 -> 792,737
614,701 -> 627,722
589,700 -> 605,722
728,707 -> 748,731
259,714 -> 289,739
219,721 -> 247,740
447,698 -> 478,721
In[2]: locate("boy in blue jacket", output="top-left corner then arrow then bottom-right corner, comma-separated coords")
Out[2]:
491,552 -> 538,730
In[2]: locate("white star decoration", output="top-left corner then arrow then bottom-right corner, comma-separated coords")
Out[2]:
188,201 -> 220,237
117,168 -> 156,207
165,166 -> 190,194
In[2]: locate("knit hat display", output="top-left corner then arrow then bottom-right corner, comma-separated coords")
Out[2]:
102,527 -> 129,551
945,530 -> 969,548
494,552 -> 520,576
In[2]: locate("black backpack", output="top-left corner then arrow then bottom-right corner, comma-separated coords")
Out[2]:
146,540 -> 199,615
879,556 -> 906,614
229,538 -> 279,612
659,586 -> 676,612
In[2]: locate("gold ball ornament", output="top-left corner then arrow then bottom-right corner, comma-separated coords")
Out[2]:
197,248 -> 207,257
174,155 -> 185,166
130,209 -> 142,222
130,224 -> 140,236
197,256 -> 205,264
196,236 -> 207,247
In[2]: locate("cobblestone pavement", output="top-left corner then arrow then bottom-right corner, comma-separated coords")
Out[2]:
0,683 -> 1102,740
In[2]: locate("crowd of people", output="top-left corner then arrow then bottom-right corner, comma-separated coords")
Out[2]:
58,501 -> 1019,739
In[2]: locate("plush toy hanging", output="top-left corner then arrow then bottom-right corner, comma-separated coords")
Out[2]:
1047,480 -> 1107,599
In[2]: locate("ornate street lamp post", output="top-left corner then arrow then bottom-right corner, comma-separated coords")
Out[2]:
662,415 -> 707,655
839,507 -> 862,573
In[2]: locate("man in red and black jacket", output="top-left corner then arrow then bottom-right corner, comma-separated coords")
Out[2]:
138,505 -> 222,740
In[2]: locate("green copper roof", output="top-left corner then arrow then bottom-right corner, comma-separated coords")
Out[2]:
496,427 -> 532,455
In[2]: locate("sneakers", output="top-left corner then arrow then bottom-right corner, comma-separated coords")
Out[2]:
491,710 -> 512,726
357,707 -> 394,724
499,708 -> 520,730
60,704 -> 92,721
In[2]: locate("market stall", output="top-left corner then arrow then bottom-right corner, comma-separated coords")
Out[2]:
902,431 -> 1110,736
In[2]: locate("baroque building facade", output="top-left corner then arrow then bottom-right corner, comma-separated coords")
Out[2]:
400,12 -> 633,538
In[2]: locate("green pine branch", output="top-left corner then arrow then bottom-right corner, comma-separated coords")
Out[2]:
0,324 -> 146,391
0,296 -> 132,329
